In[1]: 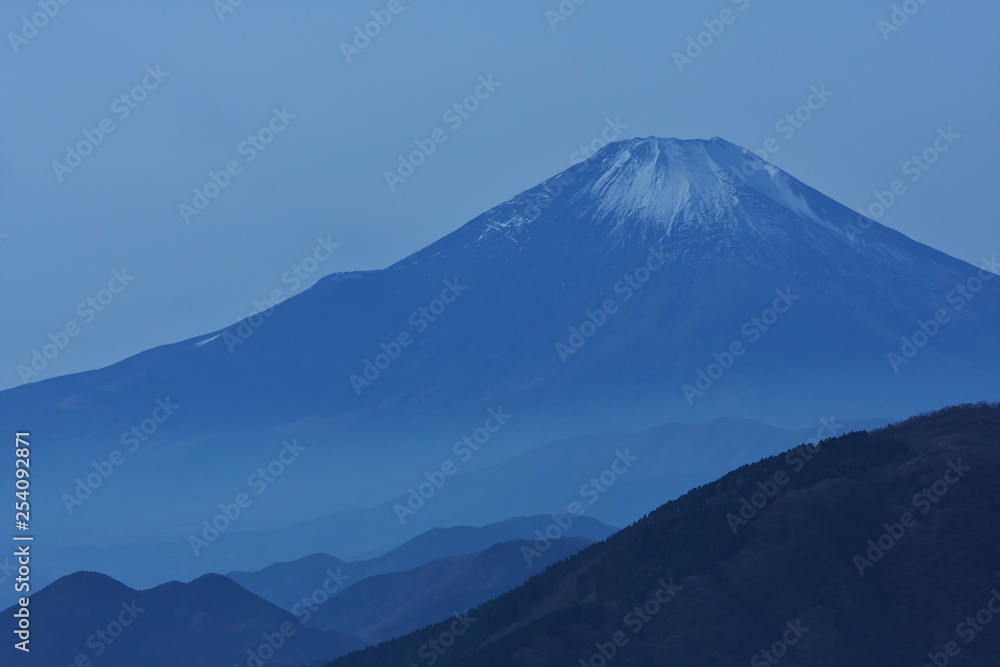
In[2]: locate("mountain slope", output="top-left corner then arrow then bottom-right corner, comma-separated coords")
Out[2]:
226,515 -> 616,613
26,416 -> 815,598
8,137 -> 997,438
0,572 -> 361,667
228,552 -> 351,614
3,135 -> 998,598
326,403 -> 1000,666
307,537 -> 593,644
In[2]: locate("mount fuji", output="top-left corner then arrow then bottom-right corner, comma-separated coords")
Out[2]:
4,136 -> 999,592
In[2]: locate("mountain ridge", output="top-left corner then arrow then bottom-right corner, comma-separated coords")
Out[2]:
3,135 -> 998,599
0,569 -> 362,667
325,403 -> 1000,666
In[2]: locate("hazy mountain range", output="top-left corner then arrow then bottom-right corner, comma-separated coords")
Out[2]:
326,404 -> 1000,666
2,136 -> 998,664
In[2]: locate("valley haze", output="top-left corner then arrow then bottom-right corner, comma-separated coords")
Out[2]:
1,135 -> 997,600
3,3 -> 997,665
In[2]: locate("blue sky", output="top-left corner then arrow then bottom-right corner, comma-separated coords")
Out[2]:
1,0 -> 998,390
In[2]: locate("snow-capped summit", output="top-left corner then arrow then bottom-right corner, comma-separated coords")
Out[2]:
576,136 -> 820,233
3,136 -> 999,594
435,135 -> 852,263
408,136 -> 865,269
7,136 -> 996,434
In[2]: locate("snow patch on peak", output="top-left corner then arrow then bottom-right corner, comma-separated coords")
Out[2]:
471,178 -> 559,243
584,136 -> 826,229
582,137 -> 742,230
195,332 -> 225,347
463,136 -> 833,251
474,207 -> 538,244
720,145 -> 820,223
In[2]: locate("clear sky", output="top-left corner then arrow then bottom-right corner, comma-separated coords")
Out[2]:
1,0 -> 998,391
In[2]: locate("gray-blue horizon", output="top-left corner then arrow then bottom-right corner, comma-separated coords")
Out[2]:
2,0 -> 998,390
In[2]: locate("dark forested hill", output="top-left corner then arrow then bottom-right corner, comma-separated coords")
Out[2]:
327,403 -> 1000,667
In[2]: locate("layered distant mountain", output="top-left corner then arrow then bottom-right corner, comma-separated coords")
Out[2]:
326,403 -> 1000,667
227,515 -> 615,612
3,136 -> 998,595
28,417 -> 866,595
0,572 -> 360,667
304,537 -> 594,644
1,529 -> 597,666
